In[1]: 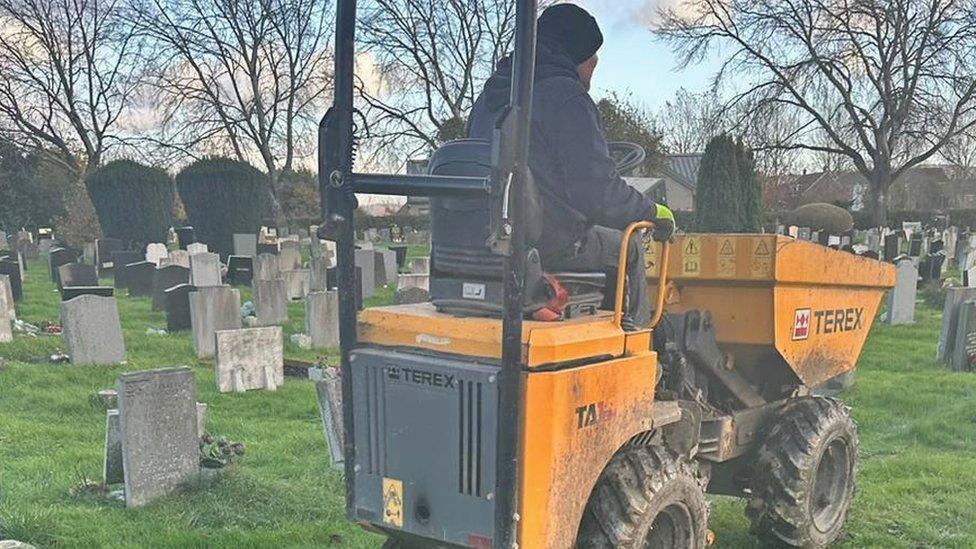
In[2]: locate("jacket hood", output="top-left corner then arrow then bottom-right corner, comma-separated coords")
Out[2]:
479,36 -> 581,114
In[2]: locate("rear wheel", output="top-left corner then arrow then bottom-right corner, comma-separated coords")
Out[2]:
747,397 -> 858,548
576,445 -> 709,548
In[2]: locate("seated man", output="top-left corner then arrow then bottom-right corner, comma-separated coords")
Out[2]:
467,4 -> 675,329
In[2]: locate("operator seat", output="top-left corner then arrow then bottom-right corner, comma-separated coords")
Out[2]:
428,139 -> 607,318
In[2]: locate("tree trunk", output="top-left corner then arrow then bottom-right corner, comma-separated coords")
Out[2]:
870,171 -> 890,228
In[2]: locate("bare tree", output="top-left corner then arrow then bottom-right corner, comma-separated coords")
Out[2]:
126,0 -> 333,216
655,87 -> 727,154
0,0 -> 139,178
358,0 -> 548,163
658,0 -> 976,225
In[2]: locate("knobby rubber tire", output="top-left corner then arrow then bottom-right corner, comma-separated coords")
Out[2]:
747,396 -> 859,548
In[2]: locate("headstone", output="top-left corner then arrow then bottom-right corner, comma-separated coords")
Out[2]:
125,261 -> 156,297
796,227 -> 811,241
103,409 -> 123,484
950,300 -> 976,372
315,372 -> 344,469
253,279 -> 288,326
151,264 -> 190,312
278,248 -> 302,272
283,269 -> 310,300
309,257 -> 330,292
0,259 -> 21,302
60,295 -> 125,365
254,253 -> 281,281
279,239 -> 301,252
186,243 -> 208,255
233,233 -> 258,257
0,274 -> 14,320
58,263 -> 98,290
257,242 -> 278,256
883,233 -> 901,262
61,286 -> 114,301
886,259 -> 918,325
0,275 -> 12,342
376,249 -> 398,286
164,249 -> 191,268
388,245 -> 408,269
117,367 -> 199,507
49,247 -> 79,285
908,235 -> 923,257
354,249 -> 377,297
937,287 -> 976,362
409,257 -> 430,274
111,251 -> 143,289
189,286 -> 242,358
396,273 -> 430,292
96,238 -> 125,274
145,243 -> 168,266
165,284 -> 197,332
82,241 -> 97,266
226,255 -> 253,286
305,291 -> 339,349
189,252 -> 222,287
175,227 -> 196,249
214,326 -> 284,393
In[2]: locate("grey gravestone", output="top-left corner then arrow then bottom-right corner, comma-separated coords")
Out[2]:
189,286 -> 242,358
111,251 -> 143,289
0,274 -> 14,320
60,295 -> 125,365
189,252 -> 222,287
354,249 -> 377,297
951,300 -> 976,372
376,249 -> 397,286
186,243 -> 208,255
145,243 -> 168,265
309,257 -> 330,292
214,326 -> 284,393
283,269 -> 310,301
152,264 -> 190,312
0,259 -> 22,301
58,263 -> 98,290
396,273 -> 430,292
278,248 -> 302,272
254,253 -> 280,281
305,291 -> 339,349
103,409 -> 123,484
0,275 -> 12,342
165,284 -> 197,332
126,261 -> 156,297
253,279 -> 288,326
83,242 -> 97,266
315,372 -> 344,469
164,250 -> 191,268
117,367 -> 199,507
279,239 -> 301,252
937,287 -> 976,362
886,259 -> 917,325
226,255 -> 253,286
233,233 -> 258,257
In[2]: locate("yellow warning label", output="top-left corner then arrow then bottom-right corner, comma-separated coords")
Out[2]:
644,239 -> 659,277
681,236 -> 702,277
751,238 -> 773,278
717,237 -> 736,277
382,477 -> 403,527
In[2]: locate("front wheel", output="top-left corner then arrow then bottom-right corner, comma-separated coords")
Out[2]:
576,445 -> 709,548
747,396 -> 858,548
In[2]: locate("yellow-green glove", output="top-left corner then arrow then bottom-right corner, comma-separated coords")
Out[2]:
651,203 -> 676,242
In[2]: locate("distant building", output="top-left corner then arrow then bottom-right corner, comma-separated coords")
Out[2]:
626,153 -> 702,212
397,158 -> 431,217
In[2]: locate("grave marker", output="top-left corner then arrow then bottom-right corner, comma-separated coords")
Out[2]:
253,279 -> 288,326
151,264 -> 190,312
226,256 -> 253,286
189,252 -> 222,287
937,287 -> 976,361
305,291 -> 339,349
189,286 -> 242,358
254,253 -> 281,281
283,269 -> 310,300
165,284 -> 197,332
111,251 -> 143,289
0,275 -> 12,342
278,248 -> 302,271
125,261 -> 156,297
58,263 -> 98,291
60,295 -> 125,365
233,233 -> 258,257
186,243 -> 208,255
214,326 -> 284,392
0,259 -> 21,301
145,243 -> 168,265
886,259 -> 918,325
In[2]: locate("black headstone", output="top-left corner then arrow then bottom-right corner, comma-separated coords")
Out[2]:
58,263 -> 99,290
883,234 -> 901,262
909,236 -> 923,257
151,264 -> 190,311
226,255 -> 254,286
389,245 -> 408,269
930,239 -> 945,254
257,243 -> 278,256
126,261 -> 156,297
111,251 -> 144,289
61,286 -> 115,301
165,283 -> 197,331
49,247 -> 80,285
96,238 -> 125,274
0,258 -> 22,301
175,227 -> 195,250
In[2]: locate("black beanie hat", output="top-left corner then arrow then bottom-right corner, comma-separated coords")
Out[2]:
538,4 -> 604,65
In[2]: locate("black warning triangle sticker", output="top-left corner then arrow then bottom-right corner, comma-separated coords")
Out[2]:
755,240 -> 771,256
720,240 -> 734,255
685,239 -> 699,255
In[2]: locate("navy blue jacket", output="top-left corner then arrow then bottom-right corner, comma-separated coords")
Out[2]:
468,37 -> 654,255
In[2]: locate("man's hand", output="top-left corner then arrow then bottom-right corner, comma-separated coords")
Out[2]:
651,203 -> 676,242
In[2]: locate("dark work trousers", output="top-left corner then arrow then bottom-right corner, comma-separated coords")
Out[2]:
541,225 -> 652,328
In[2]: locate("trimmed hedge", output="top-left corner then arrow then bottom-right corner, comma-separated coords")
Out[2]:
85,159 -> 173,245
176,158 -> 268,257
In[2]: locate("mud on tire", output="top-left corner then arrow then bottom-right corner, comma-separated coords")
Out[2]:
576,445 -> 709,548
747,396 -> 858,548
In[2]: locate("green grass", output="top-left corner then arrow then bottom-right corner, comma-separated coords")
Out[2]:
3,258 -> 976,547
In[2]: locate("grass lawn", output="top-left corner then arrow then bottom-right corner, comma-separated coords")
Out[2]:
2,257 -> 976,548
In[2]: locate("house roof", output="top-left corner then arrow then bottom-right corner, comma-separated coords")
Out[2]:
656,154 -> 702,190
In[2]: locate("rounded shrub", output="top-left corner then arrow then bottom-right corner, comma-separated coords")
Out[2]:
176,158 -> 267,257
85,159 -> 174,245
787,203 -> 854,234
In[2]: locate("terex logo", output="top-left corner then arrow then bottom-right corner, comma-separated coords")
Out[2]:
793,307 -> 865,339
575,402 -> 614,429
386,367 -> 457,389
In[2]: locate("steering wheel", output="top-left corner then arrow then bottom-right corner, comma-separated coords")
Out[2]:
608,142 -> 647,175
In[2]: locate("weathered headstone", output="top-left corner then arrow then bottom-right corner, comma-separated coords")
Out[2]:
279,239 -> 301,252
886,259 -> 917,325
126,261 -> 156,297
189,286 -> 242,358
0,274 -> 14,320
165,284 -> 197,332
103,409 -> 123,484
186,243 -> 208,255
189,252 -> 222,287
305,291 -> 339,349
253,279 -> 288,326
0,259 -> 22,302
309,257 -> 330,292
396,273 -> 430,292
111,251 -> 143,289
254,253 -> 281,281
0,275 -> 12,342
214,326 -> 284,392
354,249 -> 377,297
375,249 -> 398,286
58,263 -> 98,290
233,233 -> 258,258
117,367 -> 199,507
283,269 -> 310,301
226,255 -> 253,286
164,249 -> 191,268
315,371 -> 344,469
278,248 -> 302,272
60,295 -> 125,365
937,287 -> 976,362
145,243 -> 168,266
151,264 -> 190,312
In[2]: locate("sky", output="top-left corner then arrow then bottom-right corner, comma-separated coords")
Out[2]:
572,0 -> 720,109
